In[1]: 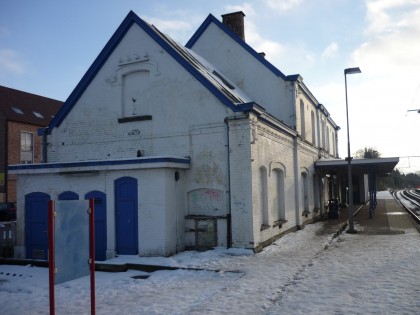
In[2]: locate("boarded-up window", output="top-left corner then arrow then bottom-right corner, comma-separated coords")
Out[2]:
122,70 -> 150,117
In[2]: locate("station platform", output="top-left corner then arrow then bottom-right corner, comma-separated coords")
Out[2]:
318,195 -> 419,237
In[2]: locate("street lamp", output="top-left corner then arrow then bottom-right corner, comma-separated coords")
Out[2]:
344,67 -> 361,234
407,109 -> 420,113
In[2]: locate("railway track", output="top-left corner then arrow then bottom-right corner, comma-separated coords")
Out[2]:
393,189 -> 420,224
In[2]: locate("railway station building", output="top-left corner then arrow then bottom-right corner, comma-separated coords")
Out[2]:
9,11 -> 397,260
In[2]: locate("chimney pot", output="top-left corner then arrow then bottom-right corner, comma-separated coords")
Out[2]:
221,11 -> 245,41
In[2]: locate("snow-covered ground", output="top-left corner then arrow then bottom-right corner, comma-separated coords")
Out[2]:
1,191 -> 419,314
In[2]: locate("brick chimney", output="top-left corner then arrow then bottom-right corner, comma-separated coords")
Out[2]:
221,11 -> 245,41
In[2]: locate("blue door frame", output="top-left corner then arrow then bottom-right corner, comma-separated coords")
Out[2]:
114,177 -> 138,255
85,191 -> 107,261
25,192 -> 50,260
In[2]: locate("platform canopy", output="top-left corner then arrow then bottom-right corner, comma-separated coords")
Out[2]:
315,157 -> 399,176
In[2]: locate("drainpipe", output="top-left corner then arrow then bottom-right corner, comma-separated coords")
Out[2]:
4,118 -> 8,202
293,136 -> 301,229
290,82 -> 301,229
224,117 -> 232,248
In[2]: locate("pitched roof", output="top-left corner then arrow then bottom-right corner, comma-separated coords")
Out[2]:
47,11 -> 253,133
186,13 -> 339,128
0,85 -> 63,126
186,14 -> 300,82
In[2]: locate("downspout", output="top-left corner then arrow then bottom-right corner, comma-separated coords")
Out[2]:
316,107 -> 321,157
4,118 -> 8,202
224,117 -> 232,248
293,136 -> 301,229
291,82 -> 301,229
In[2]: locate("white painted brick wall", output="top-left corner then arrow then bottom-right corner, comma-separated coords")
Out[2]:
13,21 -> 339,258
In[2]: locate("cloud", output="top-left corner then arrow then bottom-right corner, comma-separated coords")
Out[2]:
346,0 -> 420,159
0,49 -> 26,75
225,3 -> 256,16
322,42 -> 339,59
246,21 -> 283,57
221,3 -> 283,59
353,1 -> 420,75
147,18 -> 192,33
365,0 -> 420,35
263,0 -> 303,11
146,16 -> 193,42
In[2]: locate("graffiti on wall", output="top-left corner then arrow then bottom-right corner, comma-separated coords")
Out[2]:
188,188 -> 224,215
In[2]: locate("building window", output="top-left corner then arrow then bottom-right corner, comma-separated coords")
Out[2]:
12,107 -> 24,114
326,126 -> 330,153
122,70 -> 150,117
300,100 -> 305,140
272,169 -> 286,221
33,111 -> 44,118
311,111 -> 316,146
301,172 -> 310,214
259,166 -> 269,229
20,132 -> 34,164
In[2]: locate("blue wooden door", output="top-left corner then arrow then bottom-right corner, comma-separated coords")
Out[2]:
85,191 -> 107,261
114,177 -> 138,255
25,192 -> 50,260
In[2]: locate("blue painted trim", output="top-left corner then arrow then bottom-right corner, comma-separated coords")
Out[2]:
186,14 -> 290,81
48,11 -> 244,133
236,102 -> 256,112
9,157 -> 190,171
48,11 -> 137,131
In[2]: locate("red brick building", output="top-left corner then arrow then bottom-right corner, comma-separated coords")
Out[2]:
0,85 -> 62,203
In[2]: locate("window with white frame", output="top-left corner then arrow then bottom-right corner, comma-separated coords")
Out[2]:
20,132 -> 34,164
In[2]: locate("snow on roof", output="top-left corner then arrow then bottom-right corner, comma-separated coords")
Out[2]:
152,25 -> 252,105
48,11 -> 252,132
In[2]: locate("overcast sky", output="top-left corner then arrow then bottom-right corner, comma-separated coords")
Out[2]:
1,0 -> 419,172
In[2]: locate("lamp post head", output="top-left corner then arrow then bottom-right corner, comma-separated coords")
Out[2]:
345,67 -> 362,75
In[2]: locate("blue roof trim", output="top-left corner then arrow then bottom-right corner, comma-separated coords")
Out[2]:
186,14 -> 289,81
48,11 -> 138,131
236,102 -> 256,112
48,11 -> 245,133
285,74 -> 302,82
8,157 -> 190,171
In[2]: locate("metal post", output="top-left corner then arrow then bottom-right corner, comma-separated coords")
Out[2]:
89,198 -> 96,315
344,67 -> 361,234
48,200 -> 55,315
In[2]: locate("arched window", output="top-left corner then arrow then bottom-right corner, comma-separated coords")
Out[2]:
326,126 -> 330,153
300,100 -> 306,140
259,166 -> 269,228
311,110 -> 316,146
301,172 -> 310,214
273,169 -> 286,221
